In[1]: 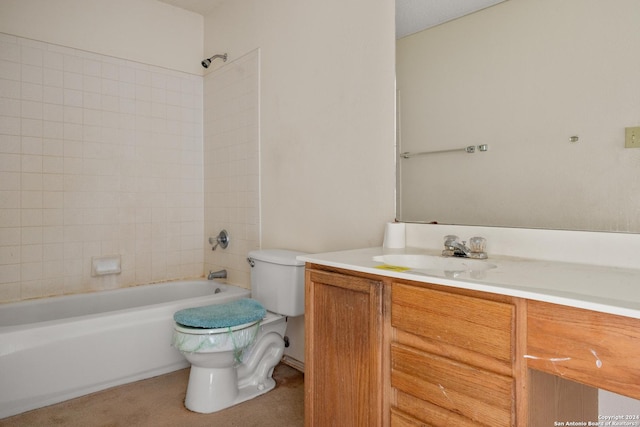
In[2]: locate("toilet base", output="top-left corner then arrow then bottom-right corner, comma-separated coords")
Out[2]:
184,365 -> 276,414
182,328 -> 286,414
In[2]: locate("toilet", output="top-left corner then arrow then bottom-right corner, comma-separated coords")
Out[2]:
172,249 -> 306,414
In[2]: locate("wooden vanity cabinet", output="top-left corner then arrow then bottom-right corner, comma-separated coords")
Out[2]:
390,280 -> 523,427
304,265 -> 526,427
304,266 -> 388,427
305,262 -> 640,427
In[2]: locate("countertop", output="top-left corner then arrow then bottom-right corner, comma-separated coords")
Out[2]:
298,246 -> 640,319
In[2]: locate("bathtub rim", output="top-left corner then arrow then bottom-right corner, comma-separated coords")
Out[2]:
0,279 -> 248,331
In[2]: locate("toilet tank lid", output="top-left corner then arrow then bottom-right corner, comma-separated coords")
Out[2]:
248,249 -> 307,266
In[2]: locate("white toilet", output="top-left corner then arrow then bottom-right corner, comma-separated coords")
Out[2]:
172,249 -> 306,414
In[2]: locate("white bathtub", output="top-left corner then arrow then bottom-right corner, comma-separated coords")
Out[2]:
0,280 -> 250,419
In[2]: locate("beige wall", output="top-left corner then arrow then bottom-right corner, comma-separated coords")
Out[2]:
397,0 -> 640,232
204,0 -> 396,254
0,0 -> 203,75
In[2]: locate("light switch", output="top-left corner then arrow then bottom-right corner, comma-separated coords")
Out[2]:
625,126 -> 640,148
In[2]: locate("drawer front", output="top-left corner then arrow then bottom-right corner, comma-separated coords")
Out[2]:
390,409 -> 419,427
527,300 -> 640,399
392,344 -> 514,426
392,282 -> 514,363
392,392 -> 487,427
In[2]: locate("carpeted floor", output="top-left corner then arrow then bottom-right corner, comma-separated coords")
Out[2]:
0,364 -> 304,427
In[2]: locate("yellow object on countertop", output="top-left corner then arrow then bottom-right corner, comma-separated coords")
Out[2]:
374,264 -> 410,272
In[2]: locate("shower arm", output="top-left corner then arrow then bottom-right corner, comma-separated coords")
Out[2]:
201,53 -> 228,68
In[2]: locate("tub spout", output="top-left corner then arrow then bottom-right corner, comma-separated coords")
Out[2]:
207,269 -> 227,280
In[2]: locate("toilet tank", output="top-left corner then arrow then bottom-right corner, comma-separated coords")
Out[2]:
248,249 -> 307,317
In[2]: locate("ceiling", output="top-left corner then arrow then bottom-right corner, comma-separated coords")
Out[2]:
157,0 -> 507,39
158,0 -> 225,16
395,0 -> 506,38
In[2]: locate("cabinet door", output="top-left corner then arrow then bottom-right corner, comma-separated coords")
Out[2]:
305,268 -> 384,427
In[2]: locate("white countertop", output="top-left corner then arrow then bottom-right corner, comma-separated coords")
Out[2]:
298,246 -> 640,319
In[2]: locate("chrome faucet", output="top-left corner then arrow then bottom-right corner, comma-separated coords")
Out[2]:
442,235 -> 488,259
443,236 -> 472,258
207,269 -> 227,280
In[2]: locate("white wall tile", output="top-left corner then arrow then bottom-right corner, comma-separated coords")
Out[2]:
0,60 -> 21,81
63,55 -> 83,74
43,67 -> 63,88
21,100 -> 42,119
204,50 -> 260,285
0,153 -> 20,171
43,51 -> 64,71
63,89 -> 82,107
22,227 -> 42,246
0,35 -> 205,302
0,40 -> 20,62
0,246 -> 20,264
0,264 -> 20,284
43,105 -> 63,123
21,65 -> 42,84
0,116 -> 20,135
0,78 -> 20,100
0,172 -> 20,191
0,98 -> 20,116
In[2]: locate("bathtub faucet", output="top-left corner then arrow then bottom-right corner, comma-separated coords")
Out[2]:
208,269 -> 227,280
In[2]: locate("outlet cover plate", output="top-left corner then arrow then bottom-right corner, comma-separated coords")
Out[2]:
625,126 -> 640,148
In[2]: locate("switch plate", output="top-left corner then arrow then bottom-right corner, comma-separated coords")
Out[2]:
625,126 -> 640,148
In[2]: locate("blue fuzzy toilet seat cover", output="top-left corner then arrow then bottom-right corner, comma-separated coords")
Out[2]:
174,298 -> 266,329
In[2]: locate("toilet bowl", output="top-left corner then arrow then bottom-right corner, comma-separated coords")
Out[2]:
172,249 -> 306,414
173,310 -> 286,413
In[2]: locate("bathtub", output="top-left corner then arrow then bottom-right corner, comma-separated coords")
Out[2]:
0,280 -> 250,419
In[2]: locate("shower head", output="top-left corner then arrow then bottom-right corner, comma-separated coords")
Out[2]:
201,53 -> 228,68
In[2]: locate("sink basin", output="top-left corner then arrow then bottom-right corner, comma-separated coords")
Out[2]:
372,254 -> 496,272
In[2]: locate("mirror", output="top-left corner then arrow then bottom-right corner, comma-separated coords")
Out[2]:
396,0 -> 640,233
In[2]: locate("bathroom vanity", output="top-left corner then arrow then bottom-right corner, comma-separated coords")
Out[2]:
300,230 -> 640,427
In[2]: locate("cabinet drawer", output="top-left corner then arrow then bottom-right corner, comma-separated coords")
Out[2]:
392,392 -> 485,427
392,344 -> 513,426
392,282 -> 514,363
391,409 -> 420,427
527,300 -> 640,399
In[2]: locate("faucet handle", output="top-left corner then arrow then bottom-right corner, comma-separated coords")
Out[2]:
468,236 -> 488,259
442,235 -> 459,257
469,236 -> 486,253
209,229 -> 230,251
443,235 -> 459,247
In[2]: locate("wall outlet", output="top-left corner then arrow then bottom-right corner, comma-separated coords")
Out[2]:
625,126 -> 640,148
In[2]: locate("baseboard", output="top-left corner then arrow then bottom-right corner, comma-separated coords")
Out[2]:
281,355 -> 305,373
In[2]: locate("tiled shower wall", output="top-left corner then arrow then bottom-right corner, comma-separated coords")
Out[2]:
204,50 -> 260,287
0,33 -> 205,302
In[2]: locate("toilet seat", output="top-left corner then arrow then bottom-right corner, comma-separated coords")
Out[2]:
174,319 -> 260,336
174,298 -> 266,329
173,299 -> 266,354
172,311 -> 284,354
172,320 -> 261,354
